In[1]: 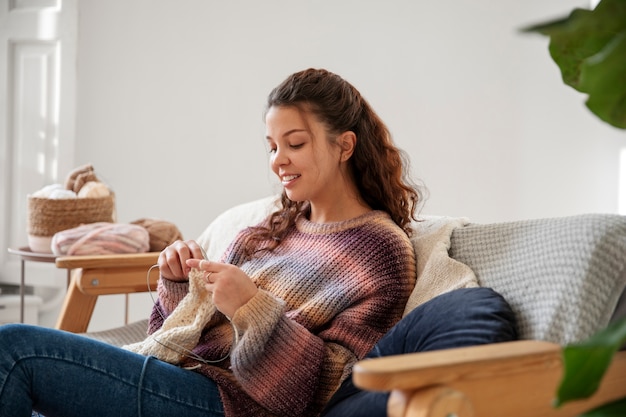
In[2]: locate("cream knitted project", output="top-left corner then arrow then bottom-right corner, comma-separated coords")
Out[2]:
123,268 -> 216,364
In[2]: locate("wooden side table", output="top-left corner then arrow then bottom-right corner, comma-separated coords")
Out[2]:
7,247 -> 70,323
55,252 -> 159,333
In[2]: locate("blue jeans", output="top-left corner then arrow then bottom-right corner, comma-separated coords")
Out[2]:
0,287 -> 515,417
0,324 -> 224,417
322,287 -> 518,416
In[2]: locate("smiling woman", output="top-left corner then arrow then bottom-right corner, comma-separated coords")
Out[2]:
0,67 -> 518,417
264,105 -> 363,223
251,69 -> 423,253
0,68 -> 426,417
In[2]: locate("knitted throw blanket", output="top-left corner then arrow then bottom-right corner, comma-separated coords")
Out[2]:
403,215 -> 479,315
123,268 -> 216,364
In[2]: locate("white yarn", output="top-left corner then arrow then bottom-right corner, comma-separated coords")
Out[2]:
32,184 -> 77,199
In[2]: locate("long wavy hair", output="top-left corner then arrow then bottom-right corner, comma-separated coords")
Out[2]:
242,68 -> 423,258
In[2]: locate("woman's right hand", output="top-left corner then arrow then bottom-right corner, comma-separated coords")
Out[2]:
158,239 -> 206,282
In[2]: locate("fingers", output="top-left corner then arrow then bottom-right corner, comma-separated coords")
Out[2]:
158,240 -> 206,281
187,259 -> 218,284
187,258 -> 211,270
196,264 -> 258,319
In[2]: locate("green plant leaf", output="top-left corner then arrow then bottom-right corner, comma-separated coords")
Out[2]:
579,397 -> 626,417
579,32 -> 626,129
555,317 -> 626,407
521,0 -> 626,129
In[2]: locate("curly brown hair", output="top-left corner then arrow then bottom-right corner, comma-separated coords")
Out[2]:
242,68 -> 423,257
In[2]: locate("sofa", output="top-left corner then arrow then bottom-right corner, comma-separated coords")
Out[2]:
55,195 -> 626,416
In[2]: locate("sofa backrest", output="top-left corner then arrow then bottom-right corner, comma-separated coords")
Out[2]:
197,196 -> 626,346
450,215 -> 626,344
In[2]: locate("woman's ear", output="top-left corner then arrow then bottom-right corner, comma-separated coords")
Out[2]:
339,131 -> 357,162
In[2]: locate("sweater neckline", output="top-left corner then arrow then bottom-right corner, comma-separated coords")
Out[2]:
295,210 -> 390,235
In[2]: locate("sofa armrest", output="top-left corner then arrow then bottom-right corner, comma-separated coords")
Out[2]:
55,252 -> 160,332
353,340 -> 626,417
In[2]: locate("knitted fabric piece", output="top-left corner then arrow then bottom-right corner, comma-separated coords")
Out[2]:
123,268 -> 216,363
449,213 -> 626,345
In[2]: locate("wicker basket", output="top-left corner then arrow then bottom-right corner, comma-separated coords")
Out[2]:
27,194 -> 116,253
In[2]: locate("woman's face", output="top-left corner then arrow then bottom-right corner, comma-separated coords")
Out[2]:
265,105 -> 345,206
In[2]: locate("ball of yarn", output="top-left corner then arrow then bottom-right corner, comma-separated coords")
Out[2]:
73,171 -> 99,193
78,181 -> 111,198
131,218 -> 183,252
64,163 -> 95,192
48,188 -> 78,199
32,184 -> 77,199
51,222 -> 150,256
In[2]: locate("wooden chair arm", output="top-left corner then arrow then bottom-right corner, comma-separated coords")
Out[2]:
353,340 -> 626,417
55,252 -> 160,333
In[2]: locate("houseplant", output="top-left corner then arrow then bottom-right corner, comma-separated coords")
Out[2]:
523,0 -> 626,414
523,0 -> 626,130
555,317 -> 626,415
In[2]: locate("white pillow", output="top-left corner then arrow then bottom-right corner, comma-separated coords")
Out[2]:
196,196 -> 279,261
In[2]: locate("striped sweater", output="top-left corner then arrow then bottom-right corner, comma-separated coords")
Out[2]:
149,210 -> 416,417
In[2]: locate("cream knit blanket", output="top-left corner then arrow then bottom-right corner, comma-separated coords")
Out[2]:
403,216 -> 479,316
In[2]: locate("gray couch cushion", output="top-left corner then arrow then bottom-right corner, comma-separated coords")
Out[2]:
449,214 -> 626,345
82,319 -> 149,347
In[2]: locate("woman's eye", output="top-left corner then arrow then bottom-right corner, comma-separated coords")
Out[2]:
290,143 -> 304,149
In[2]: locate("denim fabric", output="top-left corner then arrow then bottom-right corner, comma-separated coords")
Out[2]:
1,287 -> 516,417
322,287 -> 518,417
0,324 -> 224,417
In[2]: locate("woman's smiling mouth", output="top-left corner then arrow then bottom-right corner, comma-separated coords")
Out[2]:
281,174 -> 301,184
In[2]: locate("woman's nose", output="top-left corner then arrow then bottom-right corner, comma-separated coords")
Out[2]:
271,147 -> 288,169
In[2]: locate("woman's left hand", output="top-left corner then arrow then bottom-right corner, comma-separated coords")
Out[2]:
186,259 -> 258,319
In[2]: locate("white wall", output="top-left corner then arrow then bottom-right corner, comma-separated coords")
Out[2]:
74,0 -> 626,330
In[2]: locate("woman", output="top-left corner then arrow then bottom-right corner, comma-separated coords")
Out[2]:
0,69 -> 516,417
0,68 -> 418,416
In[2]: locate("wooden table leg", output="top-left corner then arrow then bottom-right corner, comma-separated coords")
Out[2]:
55,269 -> 97,333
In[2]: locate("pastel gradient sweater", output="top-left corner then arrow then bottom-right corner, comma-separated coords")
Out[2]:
149,210 -> 416,417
